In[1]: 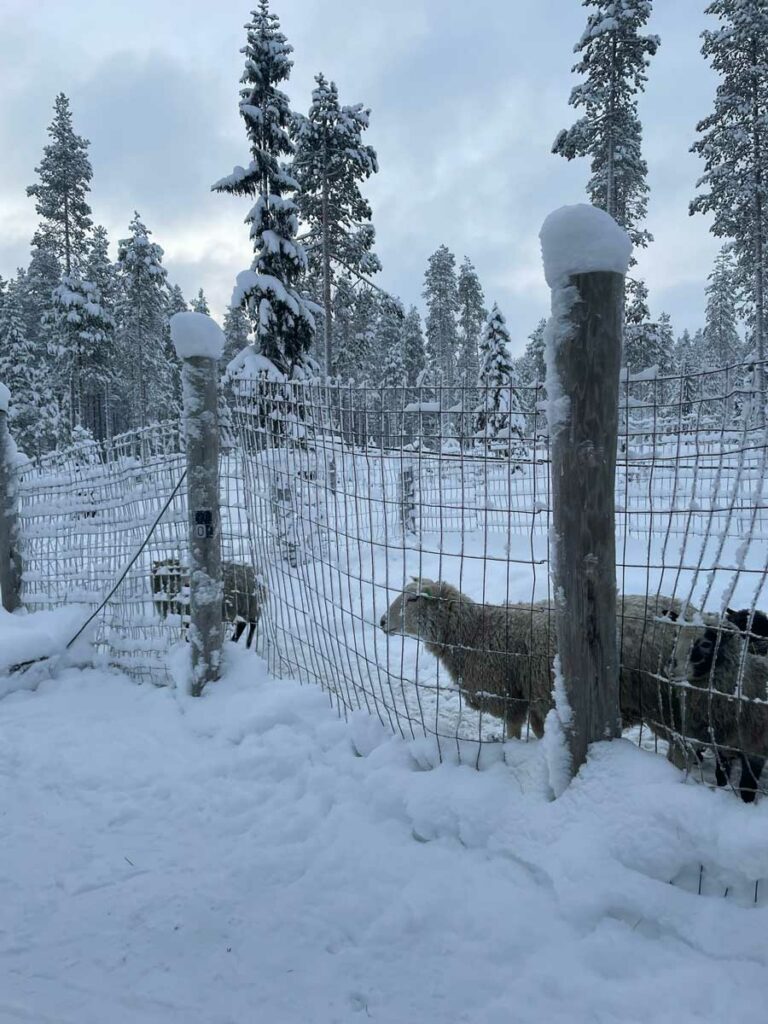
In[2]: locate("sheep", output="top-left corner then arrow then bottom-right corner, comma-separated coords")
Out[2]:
150,558 -> 267,648
724,607 -> 768,656
680,625 -> 768,802
379,578 -> 698,743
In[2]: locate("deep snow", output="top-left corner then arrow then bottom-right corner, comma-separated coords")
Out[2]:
1,627 -> 767,1024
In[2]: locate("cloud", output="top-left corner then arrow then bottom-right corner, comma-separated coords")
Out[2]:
0,0 -> 730,347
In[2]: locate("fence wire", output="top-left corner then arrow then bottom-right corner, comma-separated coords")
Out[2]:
14,363 -> 768,800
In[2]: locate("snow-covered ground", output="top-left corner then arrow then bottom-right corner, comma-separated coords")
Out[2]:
2,623 -> 768,1024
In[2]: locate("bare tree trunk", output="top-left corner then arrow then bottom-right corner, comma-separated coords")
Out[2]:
547,271 -> 624,784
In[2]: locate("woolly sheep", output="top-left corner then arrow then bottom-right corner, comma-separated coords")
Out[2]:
680,625 -> 768,803
379,578 -> 698,744
150,558 -> 267,648
724,607 -> 768,656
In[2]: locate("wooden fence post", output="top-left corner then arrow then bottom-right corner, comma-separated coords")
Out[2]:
170,313 -> 225,697
0,383 -> 22,613
540,205 -> 631,790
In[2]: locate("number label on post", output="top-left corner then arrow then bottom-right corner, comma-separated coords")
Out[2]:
194,509 -> 215,539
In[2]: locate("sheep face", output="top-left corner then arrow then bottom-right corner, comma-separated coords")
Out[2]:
379,578 -> 447,644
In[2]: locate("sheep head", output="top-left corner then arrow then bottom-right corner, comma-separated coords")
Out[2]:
379,577 -> 456,643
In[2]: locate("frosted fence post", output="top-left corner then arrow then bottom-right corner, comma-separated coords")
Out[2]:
171,312 -> 225,697
540,205 -> 631,788
399,464 -> 417,537
0,383 -> 22,612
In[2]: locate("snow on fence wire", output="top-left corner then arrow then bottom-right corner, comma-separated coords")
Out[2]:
15,420 -> 256,683
227,370 -> 768,796
10,361 -> 768,798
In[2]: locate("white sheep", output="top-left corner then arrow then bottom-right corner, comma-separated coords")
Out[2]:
380,578 -> 700,749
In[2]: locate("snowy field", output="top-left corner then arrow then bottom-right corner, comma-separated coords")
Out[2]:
1,624 -> 767,1024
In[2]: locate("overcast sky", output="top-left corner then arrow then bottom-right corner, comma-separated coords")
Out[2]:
0,0 -> 720,355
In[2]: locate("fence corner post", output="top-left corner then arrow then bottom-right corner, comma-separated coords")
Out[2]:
0,382 -> 22,613
539,204 -> 631,790
171,312 -> 224,697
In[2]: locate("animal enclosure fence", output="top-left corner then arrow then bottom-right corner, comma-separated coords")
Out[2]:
7,358 -> 768,798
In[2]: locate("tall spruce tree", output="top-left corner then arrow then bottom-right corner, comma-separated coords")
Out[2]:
423,245 -> 459,395
87,226 -> 116,308
704,246 -> 742,365
401,306 -> 426,387
27,93 -> 93,274
50,275 -> 114,436
222,303 -> 251,368
456,257 -> 486,386
379,303 -> 407,447
330,276 -> 357,380
552,0 -> 659,247
24,232 -> 61,346
116,213 -> 172,430
212,0 -> 315,374
690,0 -> 768,419
294,73 -> 380,371
0,275 -> 60,454
192,288 -> 210,314
474,304 -> 526,464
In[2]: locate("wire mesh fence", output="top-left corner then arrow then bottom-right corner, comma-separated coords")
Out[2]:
13,361 -> 768,798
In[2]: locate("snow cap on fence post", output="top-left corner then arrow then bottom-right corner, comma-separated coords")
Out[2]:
539,203 -> 629,795
173,312 -> 224,697
170,311 -> 225,361
539,203 -> 632,290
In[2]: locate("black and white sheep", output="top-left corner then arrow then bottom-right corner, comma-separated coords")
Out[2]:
724,607 -> 768,656
150,558 -> 267,648
681,625 -> 768,802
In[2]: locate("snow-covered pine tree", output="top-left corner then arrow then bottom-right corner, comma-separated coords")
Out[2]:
192,288 -> 210,314
690,0 -> 768,422
212,0 -> 315,375
330,276 -> 357,381
401,306 -> 426,387
552,0 -> 659,248
294,72 -> 380,372
116,213 -> 173,431
24,232 -> 61,347
518,318 -> 547,385
26,93 -> 93,275
85,227 -> 121,437
473,304 -> 527,466
423,245 -> 459,401
380,308 -> 407,448
222,303 -> 250,369
703,247 -> 742,368
87,227 -> 116,309
456,257 -> 486,433
0,275 -> 61,455
50,275 -> 114,437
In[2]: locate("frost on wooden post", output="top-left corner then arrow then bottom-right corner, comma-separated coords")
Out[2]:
543,655 -> 573,799
539,204 -> 629,788
0,381 -> 22,613
172,313 -> 224,696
